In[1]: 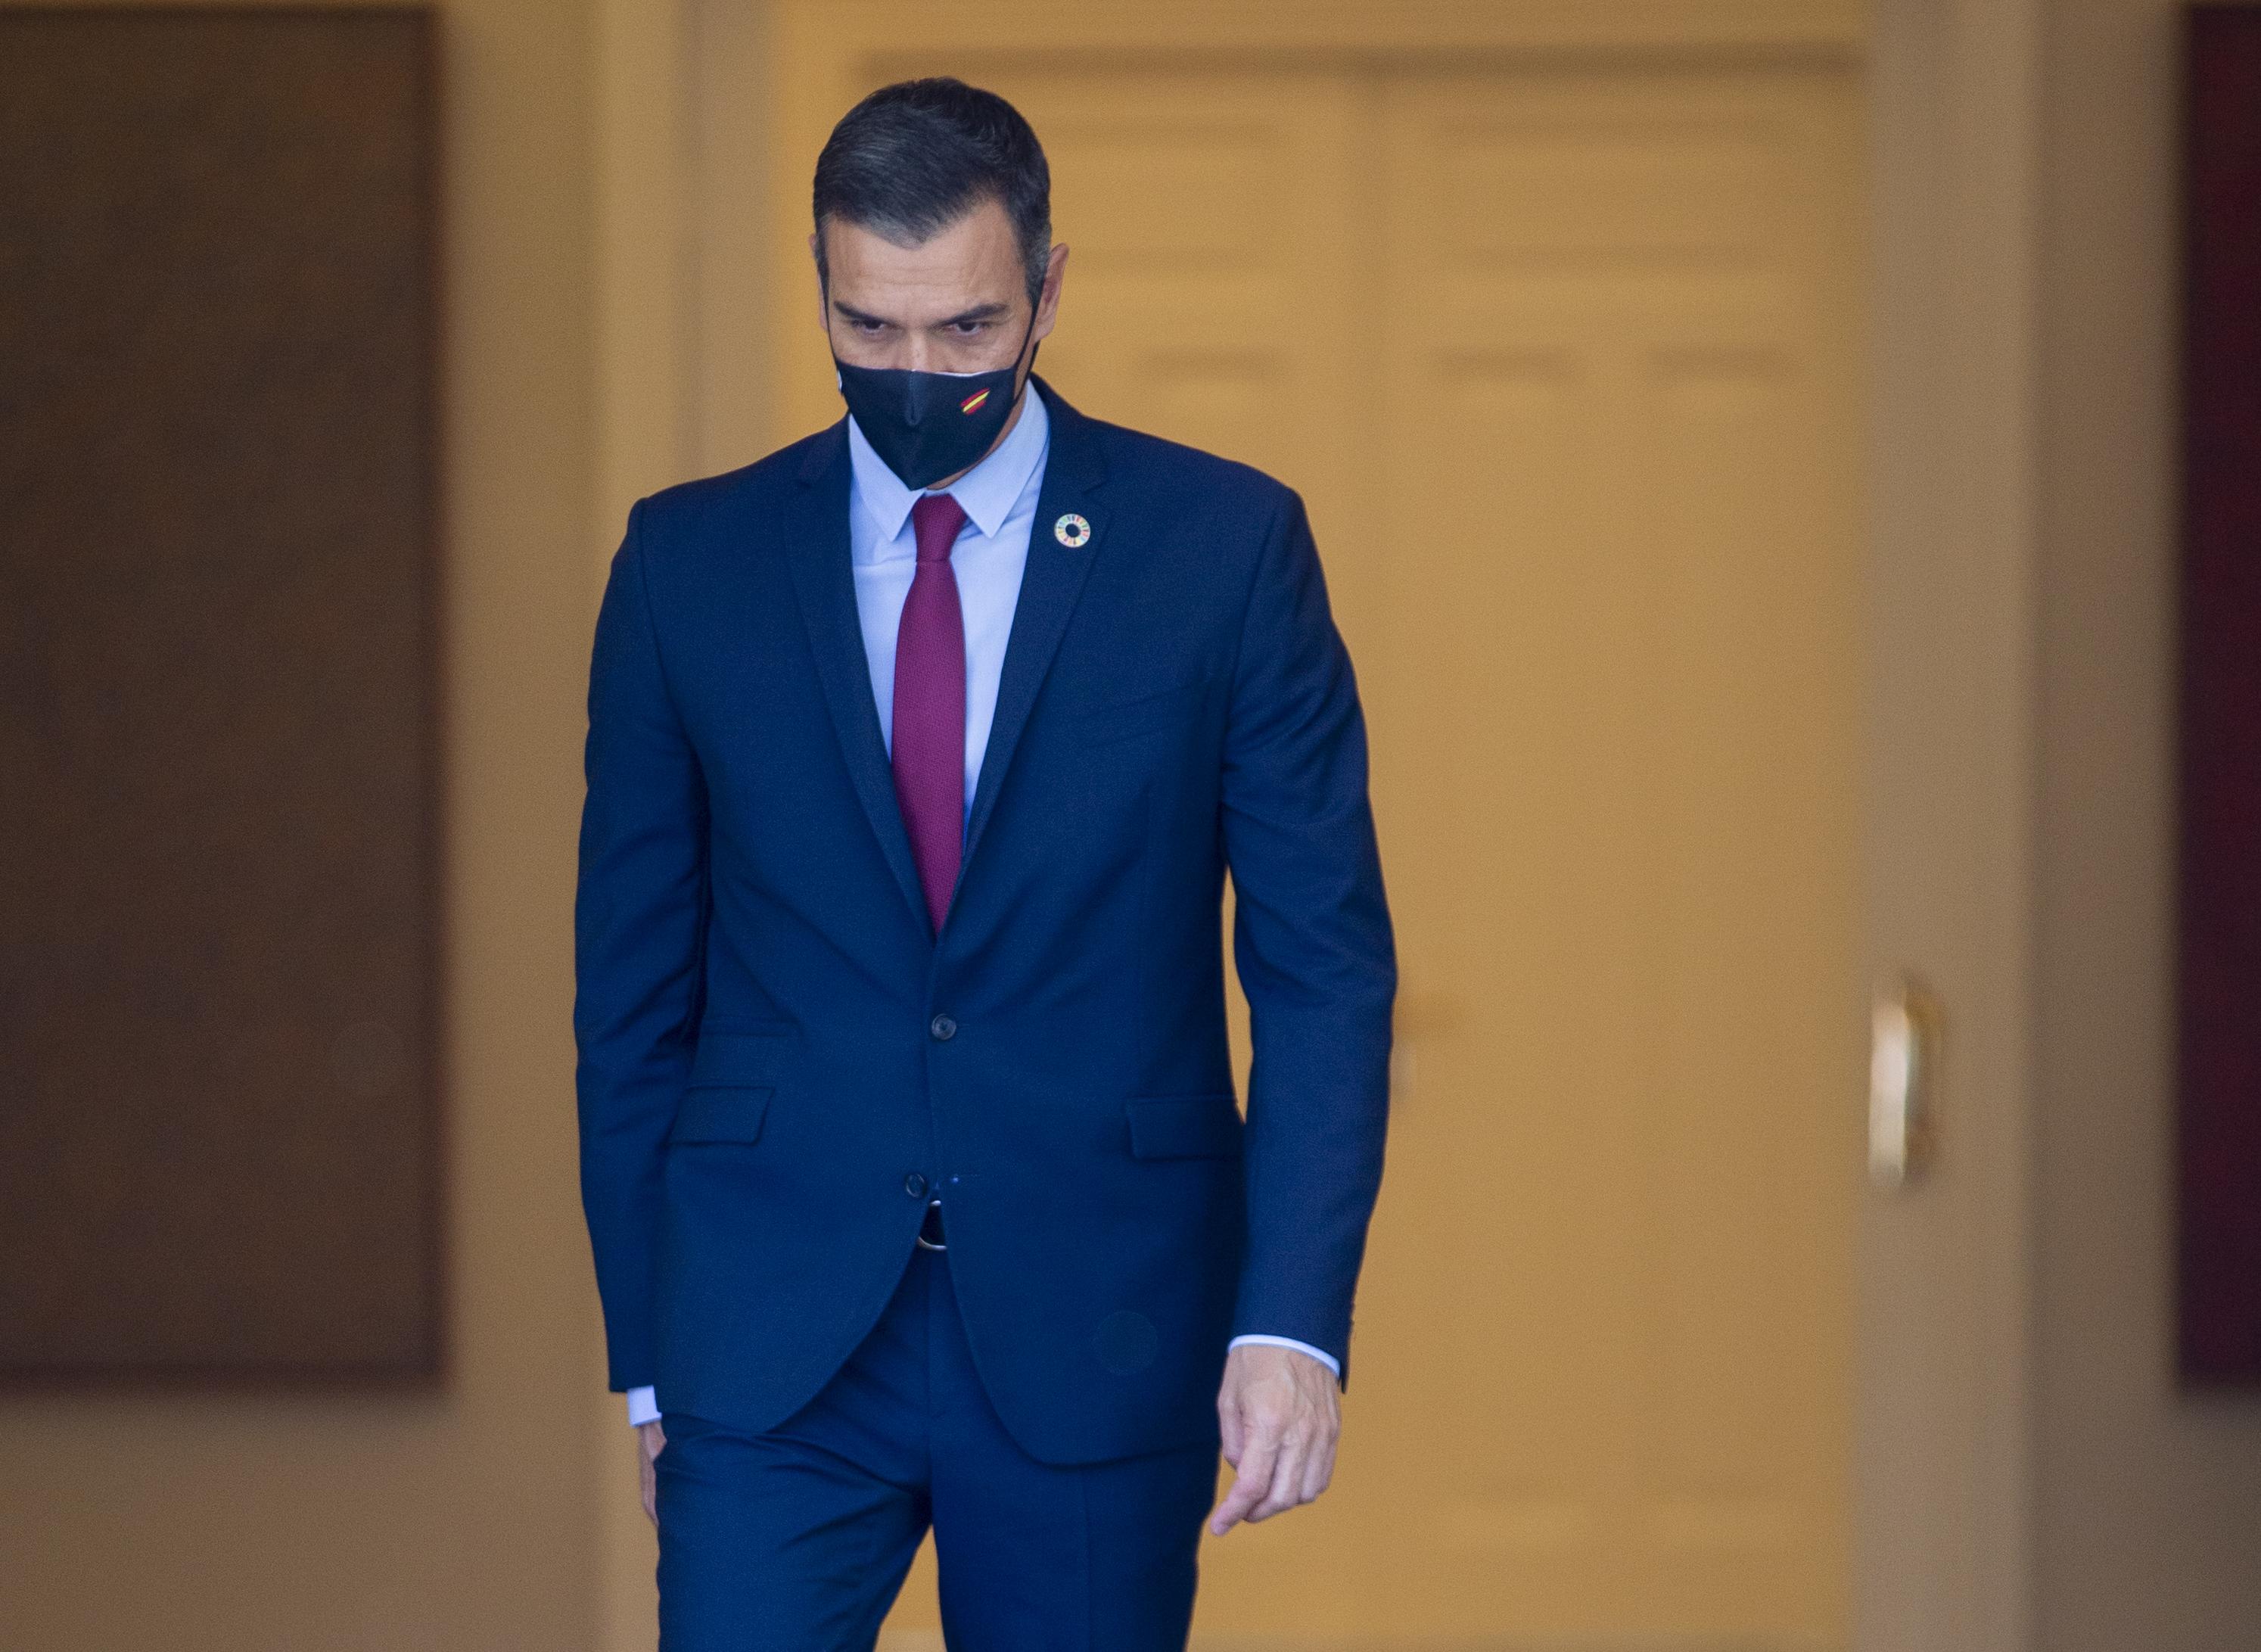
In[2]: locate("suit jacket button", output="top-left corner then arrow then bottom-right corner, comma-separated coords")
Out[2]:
905,1172 -> 928,1199
928,1013 -> 956,1041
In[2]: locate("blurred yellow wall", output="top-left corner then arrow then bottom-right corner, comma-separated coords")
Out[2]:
0,1 -> 608,1648
0,1 -> 2257,1648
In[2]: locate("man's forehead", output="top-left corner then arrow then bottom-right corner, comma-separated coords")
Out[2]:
822,201 -> 1024,316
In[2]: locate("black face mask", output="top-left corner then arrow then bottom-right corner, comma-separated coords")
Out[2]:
832,303 -> 1040,491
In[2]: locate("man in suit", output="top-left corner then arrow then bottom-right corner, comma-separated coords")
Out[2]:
574,76 -> 1394,1649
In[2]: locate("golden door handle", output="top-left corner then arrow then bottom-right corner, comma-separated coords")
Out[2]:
1869,973 -> 1943,1190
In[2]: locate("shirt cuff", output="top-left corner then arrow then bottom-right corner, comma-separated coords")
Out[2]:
1227,1333 -> 1341,1379
625,1384 -> 660,1426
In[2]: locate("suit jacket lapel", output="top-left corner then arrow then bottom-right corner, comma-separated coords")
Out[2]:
784,422 -> 933,939
958,378 -> 1109,882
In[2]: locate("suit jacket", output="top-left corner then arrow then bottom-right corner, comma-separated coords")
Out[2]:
574,378 -> 1395,1465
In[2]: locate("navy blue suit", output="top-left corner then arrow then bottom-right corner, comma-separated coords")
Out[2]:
575,379 -> 1394,1641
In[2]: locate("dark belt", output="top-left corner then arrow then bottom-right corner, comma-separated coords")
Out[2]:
916,1197 -> 947,1251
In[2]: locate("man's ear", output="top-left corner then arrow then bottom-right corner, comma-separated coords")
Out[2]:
1033,241 -> 1069,344
809,231 -> 829,333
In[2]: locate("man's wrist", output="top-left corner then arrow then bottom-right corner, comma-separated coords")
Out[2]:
1227,1333 -> 1340,1380
626,1384 -> 660,1426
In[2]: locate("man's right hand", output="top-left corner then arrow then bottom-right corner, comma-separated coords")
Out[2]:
637,1418 -> 667,1525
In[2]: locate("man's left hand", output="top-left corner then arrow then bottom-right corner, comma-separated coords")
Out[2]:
1209,1342 -> 1341,1535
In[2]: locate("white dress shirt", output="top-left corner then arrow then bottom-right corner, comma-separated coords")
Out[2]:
626,387 -> 1335,1425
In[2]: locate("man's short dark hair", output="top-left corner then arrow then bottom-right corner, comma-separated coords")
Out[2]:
813,77 -> 1052,306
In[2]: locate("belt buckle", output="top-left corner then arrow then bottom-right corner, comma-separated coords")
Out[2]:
915,1198 -> 947,1251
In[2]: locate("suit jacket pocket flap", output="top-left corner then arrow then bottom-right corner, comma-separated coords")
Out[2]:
669,1084 -> 773,1145
689,1027 -> 789,1087
1125,1094 -> 1243,1159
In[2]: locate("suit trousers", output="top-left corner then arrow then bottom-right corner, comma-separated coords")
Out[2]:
654,1236 -> 1222,1650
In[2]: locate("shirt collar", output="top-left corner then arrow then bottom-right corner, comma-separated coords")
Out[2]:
847,379 -> 1051,558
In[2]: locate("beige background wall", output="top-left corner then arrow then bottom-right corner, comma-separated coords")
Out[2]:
0,1 -> 607,1647
5,0 -> 2261,1647
2032,1 -> 2261,1647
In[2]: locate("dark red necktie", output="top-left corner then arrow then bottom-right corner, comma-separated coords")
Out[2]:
893,492 -> 969,934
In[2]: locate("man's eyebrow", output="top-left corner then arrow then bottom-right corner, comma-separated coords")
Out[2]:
829,299 -> 1012,328
936,301 -> 1012,327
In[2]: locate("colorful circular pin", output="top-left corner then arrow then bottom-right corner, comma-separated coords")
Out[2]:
1053,512 -> 1091,549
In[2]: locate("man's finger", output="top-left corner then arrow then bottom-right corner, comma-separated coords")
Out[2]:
1217,1390 -> 1247,1467
1249,1430 -> 1307,1522
1209,1430 -> 1280,1535
1298,1428 -> 1338,1504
